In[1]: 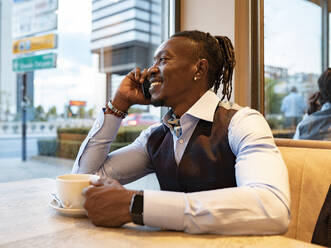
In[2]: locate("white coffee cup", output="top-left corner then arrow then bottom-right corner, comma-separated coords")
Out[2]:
56,174 -> 99,209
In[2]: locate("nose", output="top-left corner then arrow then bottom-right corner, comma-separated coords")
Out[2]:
147,64 -> 159,79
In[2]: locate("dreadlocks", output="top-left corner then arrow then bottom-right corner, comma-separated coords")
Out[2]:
172,30 -> 236,100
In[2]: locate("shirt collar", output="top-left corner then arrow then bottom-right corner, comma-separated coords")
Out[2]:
185,90 -> 220,122
162,90 -> 220,124
321,102 -> 331,111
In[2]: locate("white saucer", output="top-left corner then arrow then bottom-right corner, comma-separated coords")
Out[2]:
49,200 -> 87,218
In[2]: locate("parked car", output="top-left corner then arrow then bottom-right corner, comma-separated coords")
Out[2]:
121,113 -> 160,126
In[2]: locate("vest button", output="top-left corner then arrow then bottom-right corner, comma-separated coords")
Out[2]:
179,139 -> 184,144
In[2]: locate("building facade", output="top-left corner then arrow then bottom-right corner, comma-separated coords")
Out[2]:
91,0 -> 166,103
0,0 -> 16,121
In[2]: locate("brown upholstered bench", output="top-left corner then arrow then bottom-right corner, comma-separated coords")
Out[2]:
275,138 -> 331,243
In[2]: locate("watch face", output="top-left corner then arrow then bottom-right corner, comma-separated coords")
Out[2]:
131,193 -> 143,215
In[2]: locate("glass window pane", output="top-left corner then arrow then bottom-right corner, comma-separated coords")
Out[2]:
264,0 -> 321,138
0,0 -> 169,182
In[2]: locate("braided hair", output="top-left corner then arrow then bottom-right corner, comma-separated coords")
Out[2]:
172,30 -> 236,100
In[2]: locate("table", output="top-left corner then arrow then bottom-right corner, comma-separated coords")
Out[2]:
0,178 -> 323,248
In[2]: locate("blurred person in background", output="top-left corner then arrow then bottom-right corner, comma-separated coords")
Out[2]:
294,68 -> 331,140
281,86 -> 306,129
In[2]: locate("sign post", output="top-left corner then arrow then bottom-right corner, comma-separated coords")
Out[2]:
21,73 -> 27,161
12,0 -> 58,162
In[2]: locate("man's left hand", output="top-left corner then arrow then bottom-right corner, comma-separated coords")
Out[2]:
83,178 -> 137,227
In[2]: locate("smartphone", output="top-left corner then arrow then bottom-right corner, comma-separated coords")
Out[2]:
142,79 -> 151,99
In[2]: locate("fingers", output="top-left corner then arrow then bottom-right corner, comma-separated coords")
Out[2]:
127,67 -> 148,84
140,68 -> 148,83
82,185 -> 95,196
135,67 -> 141,82
83,179 -> 123,197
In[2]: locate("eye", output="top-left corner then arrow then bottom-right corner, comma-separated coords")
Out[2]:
159,57 -> 168,63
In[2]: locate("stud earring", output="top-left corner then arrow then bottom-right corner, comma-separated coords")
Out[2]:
194,76 -> 198,81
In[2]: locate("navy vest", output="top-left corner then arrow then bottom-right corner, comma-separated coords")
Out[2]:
146,104 -> 238,193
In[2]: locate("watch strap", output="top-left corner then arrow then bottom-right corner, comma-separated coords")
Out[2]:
130,191 -> 144,225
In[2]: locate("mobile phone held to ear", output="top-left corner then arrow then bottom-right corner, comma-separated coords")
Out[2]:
142,79 -> 151,99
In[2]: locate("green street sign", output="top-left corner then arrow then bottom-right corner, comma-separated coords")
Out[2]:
13,53 -> 57,72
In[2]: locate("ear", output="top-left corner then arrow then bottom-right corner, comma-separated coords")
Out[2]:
193,59 -> 209,81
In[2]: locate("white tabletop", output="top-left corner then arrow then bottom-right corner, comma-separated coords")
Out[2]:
0,178 -> 323,248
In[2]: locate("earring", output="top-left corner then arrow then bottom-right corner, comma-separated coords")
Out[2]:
194,76 -> 198,81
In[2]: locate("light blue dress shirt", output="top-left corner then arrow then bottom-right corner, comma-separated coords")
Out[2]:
72,91 -> 291,235
281,92 -> 306,117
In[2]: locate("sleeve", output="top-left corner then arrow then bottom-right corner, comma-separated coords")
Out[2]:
143,107 -> 291,235
72,109 -> 157,185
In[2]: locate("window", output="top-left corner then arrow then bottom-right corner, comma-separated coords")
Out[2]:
263,0 -> 327,139
0,0 -> 172,182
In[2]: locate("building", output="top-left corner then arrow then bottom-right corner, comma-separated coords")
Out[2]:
91,0 -> 166,103
0,0 -> 16,121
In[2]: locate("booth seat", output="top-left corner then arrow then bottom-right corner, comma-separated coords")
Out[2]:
275,138 -> 331,243
126,138 -> 331,245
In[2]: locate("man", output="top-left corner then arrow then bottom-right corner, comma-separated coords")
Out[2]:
281,86 -> 306,129
72,30 -> 290,235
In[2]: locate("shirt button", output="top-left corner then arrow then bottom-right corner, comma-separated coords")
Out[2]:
179,139 -> 184,144
96,123 -> 100,128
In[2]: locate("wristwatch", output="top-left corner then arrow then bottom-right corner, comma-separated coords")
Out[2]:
129,191 -> 144,225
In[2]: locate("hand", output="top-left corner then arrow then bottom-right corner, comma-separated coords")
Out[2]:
112,67 -> 150,113
83,179 -> 137,227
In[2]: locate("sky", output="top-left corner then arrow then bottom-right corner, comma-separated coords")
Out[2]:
264,0 -> 322,75
33,0 -> 105,113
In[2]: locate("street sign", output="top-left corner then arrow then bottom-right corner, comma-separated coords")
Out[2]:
13,34 -> 57,54
12,53 -> 57,72
12,12 -> 58,39
12,0 -> 58,39
69,101 -> 86,107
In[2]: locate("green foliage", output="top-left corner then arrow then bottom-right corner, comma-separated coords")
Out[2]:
265,78 -> 286,115
78,107 -> 86,118
53,126 -> 148,159
57,140 -> 82,159
266,117 -> 284,129
46,106 -> 58,119
87,108 -> 94,118
115,126 -> 148,142
57,126 -> 147,142
57,127 -> 91,135
128,108 -> 144,114
34,105 -> 46,121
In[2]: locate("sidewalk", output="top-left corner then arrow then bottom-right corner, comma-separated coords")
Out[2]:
0,156 -> 74,183
1,155 -> 161,190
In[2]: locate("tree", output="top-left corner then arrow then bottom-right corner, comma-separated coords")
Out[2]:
87,108 -> 94,118
46,106 -> 58,119
34,105 -> 46,121
265,78 -> 285,115
78,106 -> 86,118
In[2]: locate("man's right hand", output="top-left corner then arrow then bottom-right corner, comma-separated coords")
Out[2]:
111,67 -> 150,113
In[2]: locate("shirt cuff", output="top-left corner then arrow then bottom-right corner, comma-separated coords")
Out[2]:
144,190 -> 185,231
